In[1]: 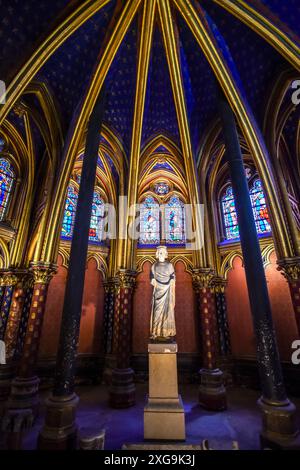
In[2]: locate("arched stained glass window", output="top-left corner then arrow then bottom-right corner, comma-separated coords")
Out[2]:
250,179 -> 271,234
61,185 -> 78,239
139,196 -> 160,245
221,186 -> 239,240
221,180 -> 271,241
89,192 -> 104,243
0,158 -> 15,221
165,196 -> 185,244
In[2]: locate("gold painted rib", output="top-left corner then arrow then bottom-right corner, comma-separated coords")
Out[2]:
158,0 -> 205,267
0,0 -> 111,126
214,0 -> 300,71
173,0 -> 295,259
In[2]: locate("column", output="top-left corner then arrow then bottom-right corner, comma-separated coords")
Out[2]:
219,92 -> 300,449
5,263 -> 56,421
109,269 -> 136,408
192,268 -> 227,411
102,278 -> 117,385
277,257 -> 300,336
38,88 -> 106,450
0,272 -> 18,408
213,276 -> 231,357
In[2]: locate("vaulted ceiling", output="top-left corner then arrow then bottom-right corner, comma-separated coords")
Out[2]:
1,0 -> 299,163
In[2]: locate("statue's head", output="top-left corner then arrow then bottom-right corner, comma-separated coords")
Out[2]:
156,245 -> 168,262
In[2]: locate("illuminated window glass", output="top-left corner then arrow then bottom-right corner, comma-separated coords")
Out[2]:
221,186 -> 239,240
0,158 -> 15,221
61,185 -> 78,239
139,196 -> 160,245
89,192 -> 104,243
165,196 -> 185,244
154,182 -> 170,196
250,179 -> 271,234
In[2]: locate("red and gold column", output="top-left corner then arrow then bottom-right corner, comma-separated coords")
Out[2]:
278,258 -> 300,337
192,268 -> 226,411
109,269 -> 136,408
0,272 -> 19,409
6,262 -> 56,418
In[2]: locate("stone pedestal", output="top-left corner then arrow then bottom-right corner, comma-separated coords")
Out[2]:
144,343 -> 185,441
38,393 -> 79,450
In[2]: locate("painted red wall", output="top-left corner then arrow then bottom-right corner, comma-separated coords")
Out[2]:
226,251 -> 298,361
39,255 -> 105,358
132,260 -> 198,353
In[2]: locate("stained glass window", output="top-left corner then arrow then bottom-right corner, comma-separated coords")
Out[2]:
139,196 -> 160,245
221,186 -> 239,240
154,182 -> 170,196
0,158 -> 15,221
221,180 -> 271,241
61,185 -> 78,239
165,196 -> 185,244
250,179 -> 271,234
89,192 -> 104,243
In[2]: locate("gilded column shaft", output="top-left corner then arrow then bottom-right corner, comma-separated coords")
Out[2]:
18,264 -> 56,378
214,278 -> 231,356
0,284 -> 14,341
193,269 -> 218,370
4,274 -> 27,361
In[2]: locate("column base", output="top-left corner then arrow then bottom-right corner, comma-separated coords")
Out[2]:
109,368 -> 135,408
38,393 -> 79,450
0,363 -> 15,416
6,376 -> 40,419
102,354 -> 117,385
258,397 -> 300,450
198,368 -> 227,411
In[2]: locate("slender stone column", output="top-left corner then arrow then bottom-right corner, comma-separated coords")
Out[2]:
277,257 -> 300,336
102,279 -> 117,385
192,269 -> 227,411
5,263 -> 56,421
38,88 -> 106,450
109,269 -> 136,408
213,276 -> 231,357
219,93 -> 300,448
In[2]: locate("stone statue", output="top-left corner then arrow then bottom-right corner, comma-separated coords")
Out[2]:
150,246 -> 176,341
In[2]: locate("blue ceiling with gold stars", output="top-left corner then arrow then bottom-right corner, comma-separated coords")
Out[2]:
2,0 -> 299,162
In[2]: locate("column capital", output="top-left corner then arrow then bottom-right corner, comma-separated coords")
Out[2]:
277,257 -> 300,282
104,277 -> 119,294
0,269 -> 27,287
212,276 -> 227,294
115,269 -> 136,290
30,262 -> 57,285
192,268 -> 215,290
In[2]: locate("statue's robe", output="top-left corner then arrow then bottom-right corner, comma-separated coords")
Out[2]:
150,261 -> 176,339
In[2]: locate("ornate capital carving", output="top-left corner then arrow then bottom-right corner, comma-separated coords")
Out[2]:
192,268 -> 215,290
0,269 -> 27,287
116,269 -> 136,290
277,257 -> 300,282
30,262 -> 57,285
212,276 -> 227,294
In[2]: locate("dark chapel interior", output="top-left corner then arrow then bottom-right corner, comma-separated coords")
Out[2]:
0,0 -> 299,451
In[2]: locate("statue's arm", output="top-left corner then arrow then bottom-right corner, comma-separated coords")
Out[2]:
150,264 -> 157,288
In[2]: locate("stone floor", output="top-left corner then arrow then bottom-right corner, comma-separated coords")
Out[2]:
7,384 -> 300,450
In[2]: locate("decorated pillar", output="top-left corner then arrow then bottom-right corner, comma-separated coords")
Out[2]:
5,263 -> 56,420
102,278 -> 117,385
219,91 -> 299,448
213,276 -> 231,357
38,87 -> 106,450
192,269 -> 227,411
0,272 -> 19,408
109,269 -> 136,408
277,257 -> 300,336
0,272 -> 17,340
